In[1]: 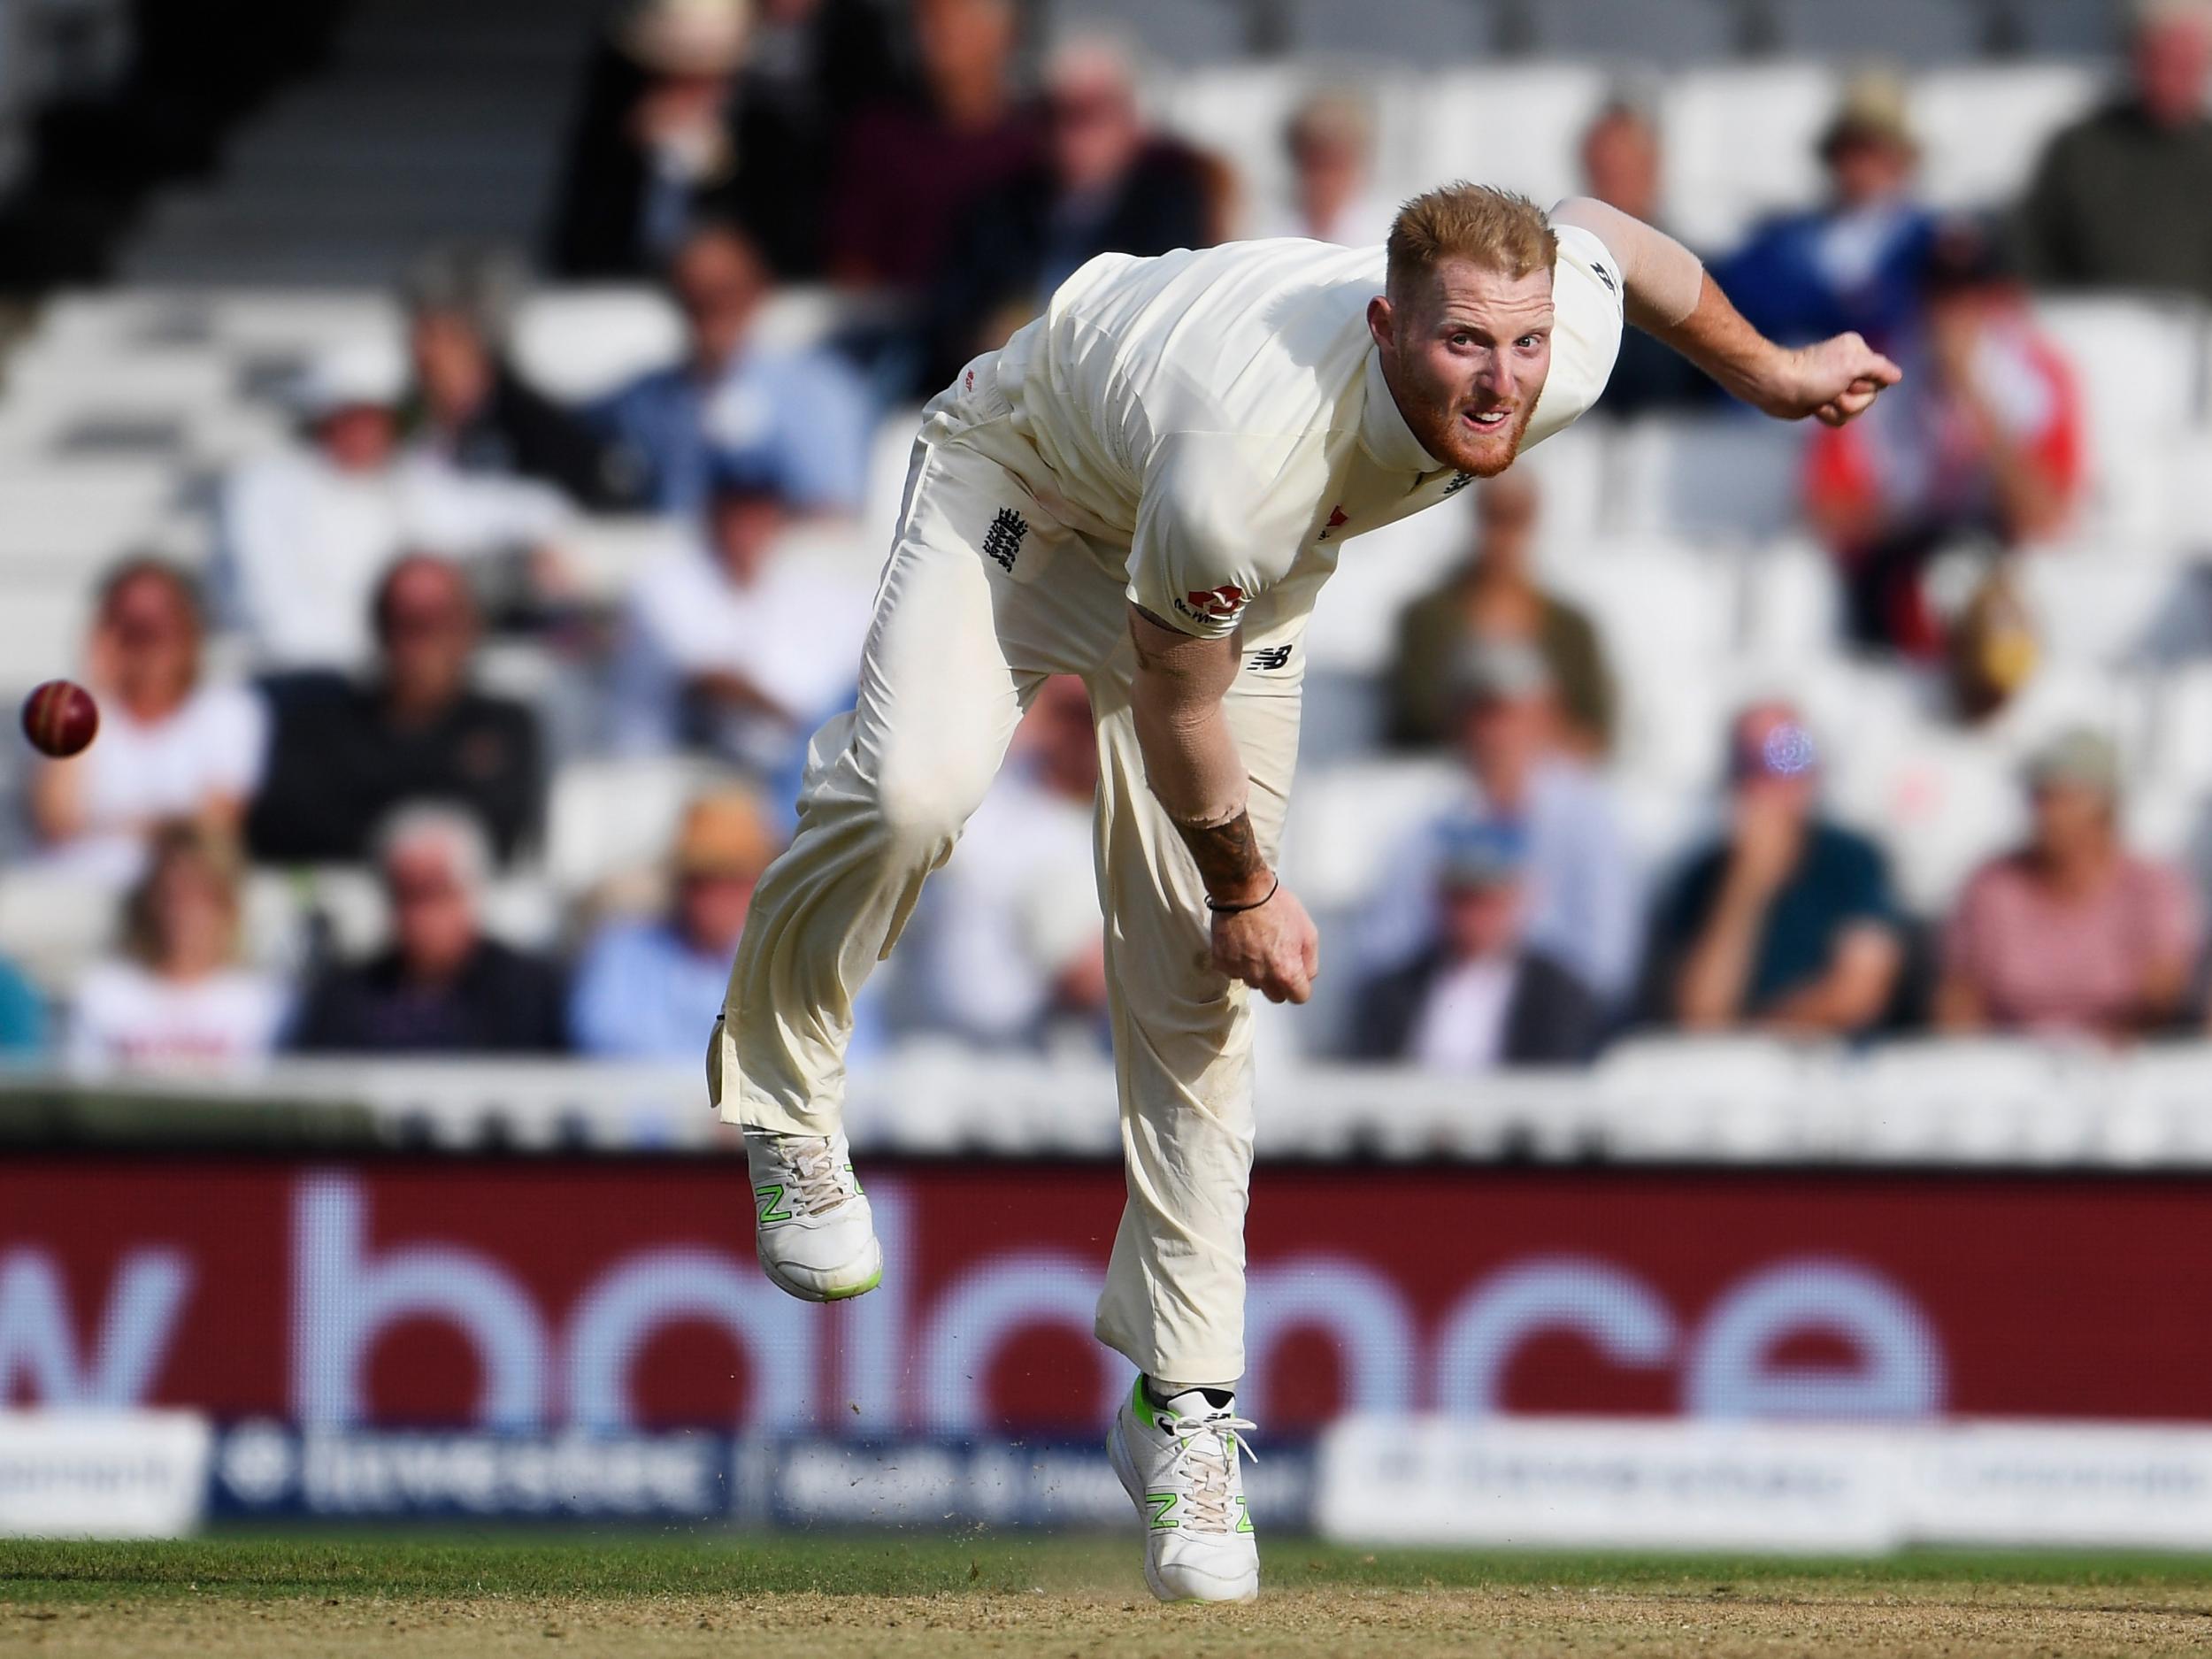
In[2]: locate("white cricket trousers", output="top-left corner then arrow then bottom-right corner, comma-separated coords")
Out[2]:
709,356 -> 1302,1387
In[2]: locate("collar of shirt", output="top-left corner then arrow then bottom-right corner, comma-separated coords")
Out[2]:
1358,347 -> 1440,475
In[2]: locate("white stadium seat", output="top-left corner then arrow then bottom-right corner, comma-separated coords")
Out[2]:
1604,414 -> 1809,543
1852,1038 -> 2097,1163
1661,64 -> 1839,250
2031,295 -> 2208,465
509,286 -> 683,404
546,756 -> 734,904
2013,549 -> 2187,666
1419,65 -> 1612,215
1911,65 -> 2101,211
1735,534 -> 1844,660
1281,757 -> 1464,910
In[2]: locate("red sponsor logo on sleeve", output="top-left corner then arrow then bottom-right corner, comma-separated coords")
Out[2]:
1181,584 -> 1247,621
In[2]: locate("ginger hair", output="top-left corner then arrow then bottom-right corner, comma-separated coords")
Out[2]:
1386,182 -> 1557,301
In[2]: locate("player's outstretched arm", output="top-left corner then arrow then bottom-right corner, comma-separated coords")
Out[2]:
1551,195 -> 1901,428
1127,603 -> 1319,1005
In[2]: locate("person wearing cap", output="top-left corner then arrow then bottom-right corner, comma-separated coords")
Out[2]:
1349,813 -> 1604,1069
1386,472 -> 1615,756
611,447 -> 870,776
1576,98 -> 1710,417
1359,635 -> 1640,1008
1711,69 -> 1939,354
2018,0 -> 2212,301
1937,728 -> 2201,1040
1803,219 -> 2082,655
1646,702 -> 1902,1036
589,218 -> 872,515
246,556 -> 545,868
571,790 -> 783,1058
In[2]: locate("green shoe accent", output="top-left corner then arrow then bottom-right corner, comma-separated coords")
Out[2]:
1131,1376 -> 1158,1430
819,1262 -> 884,1301
755,1183 -> 790,1224
1147,1492 -> 1179,1531
1235,1495 -> 1254,1534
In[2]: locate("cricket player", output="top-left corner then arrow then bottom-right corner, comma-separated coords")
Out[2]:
709,183 -> 1898,1601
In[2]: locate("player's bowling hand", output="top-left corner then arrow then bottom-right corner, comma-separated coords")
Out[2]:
1210,880 -> 1320,1005
1757,333 -> 1901,426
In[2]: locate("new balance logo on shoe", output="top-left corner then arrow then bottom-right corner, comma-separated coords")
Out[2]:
983,508 -> 1028,572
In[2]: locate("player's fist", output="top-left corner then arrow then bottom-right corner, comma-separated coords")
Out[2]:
1210,879 -> 1319,1005
1758,333 -> 1901,426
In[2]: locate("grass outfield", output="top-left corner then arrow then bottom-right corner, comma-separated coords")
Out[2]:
11,1533 -> 2212,1655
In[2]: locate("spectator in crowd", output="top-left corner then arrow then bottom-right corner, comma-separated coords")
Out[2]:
403,245 -> 620,508
1712,70 -> 1938,354
716,0 -> 910,277
592,219 -> 872,515
1645,703 -> 1903,1036
1938,729 -> 2201,1039
1804,224 -> 2082,655
548,0 -> 751,280
1386,474 -> 1615,757
1251,88 -> 1395,248
219,338 -> 570,671
248,556 -> 545,867
923,35 -> 1217,390
0,956 -> 46,1057
290,804 -> 566,1053
2017,0 -> 2212,301
570,788 -> 779,1059
825,0 -> 1040,295
899,674 -> 1109,1051
1360,640 -> 1640,1009
28,559 -> 266,887
1350,815 -> 1605,1070
1578,98 -> 1709,416
67,821 -> 286,1075
612,452 -> 870,777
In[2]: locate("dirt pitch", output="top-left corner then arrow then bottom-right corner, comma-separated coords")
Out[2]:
10,1534 -> 2212,1657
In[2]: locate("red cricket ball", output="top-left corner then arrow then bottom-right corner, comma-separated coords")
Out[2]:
20,679 -> 99,758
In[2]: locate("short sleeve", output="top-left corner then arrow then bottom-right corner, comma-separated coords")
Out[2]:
1126,431 -> 1312,639
1525,224 -> 1627,449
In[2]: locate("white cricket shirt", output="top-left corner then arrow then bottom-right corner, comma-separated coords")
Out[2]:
993,227 -> 1624,647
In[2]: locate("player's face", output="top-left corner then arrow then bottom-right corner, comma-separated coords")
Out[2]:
1373,257 -> 1554,479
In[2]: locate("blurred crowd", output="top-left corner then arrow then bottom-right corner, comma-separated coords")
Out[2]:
3,0 -> 2212,1079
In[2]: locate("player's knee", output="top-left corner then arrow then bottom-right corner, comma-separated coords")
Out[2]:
870,755 -> 985,856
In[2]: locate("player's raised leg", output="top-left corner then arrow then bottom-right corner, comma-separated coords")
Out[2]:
1091,664 -> 1302,1601
711,419 -> 1041,1302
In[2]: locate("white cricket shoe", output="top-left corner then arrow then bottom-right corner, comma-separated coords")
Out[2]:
1106,1378 -> 1260,1603
742,1127 -> 881,1301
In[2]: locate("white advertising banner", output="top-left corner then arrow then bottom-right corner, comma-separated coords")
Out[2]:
0,1411 -> 211,1538
1317,1415 -> 1907,1554
1319,1417 -> 2212,1554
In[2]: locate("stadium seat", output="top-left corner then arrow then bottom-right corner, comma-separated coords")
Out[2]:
2013,550 -> 2185,666
0,867 -> 113,995
1910,64 -> 2101,211
2030,295 -> 2208,469
1767,0 -> 1986,62
2110,1045 -> 2212,1164
1415,65 -> 1611,211
1043,0 -> 1249,62
1278,0 -> 1492,60
1298,489 -> 1481,673
1994,0 -> 2127,55
1594,1035 -> 1836,1160
2142,664 -> 2212,797
1825,710 -> 2026,915
508,287 -> 683,404
1660,63 -> 1839,250
1280,757 -> 1464,910
1604,414 -> 1808,544
1735,534 -> 1844,660
545,755 -> 733,906
1512,0 -> 1742,64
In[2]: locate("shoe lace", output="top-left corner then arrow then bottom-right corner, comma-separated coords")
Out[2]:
781,1138 -> 851,1217
1168,1412 -> 1259,1533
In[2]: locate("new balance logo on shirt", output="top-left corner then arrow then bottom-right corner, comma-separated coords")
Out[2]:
1245,644 -> 1294,672
983,508 -> 1028,572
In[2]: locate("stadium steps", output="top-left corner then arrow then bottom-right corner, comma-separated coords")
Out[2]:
120,0 -> 605,285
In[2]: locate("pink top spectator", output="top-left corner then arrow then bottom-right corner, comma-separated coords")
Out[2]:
1944,852 -> 2203,1036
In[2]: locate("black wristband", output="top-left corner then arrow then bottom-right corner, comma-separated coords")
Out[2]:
1205,876 -> 1279,916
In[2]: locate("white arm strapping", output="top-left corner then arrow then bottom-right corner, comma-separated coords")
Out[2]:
1550,196 -> 1706,331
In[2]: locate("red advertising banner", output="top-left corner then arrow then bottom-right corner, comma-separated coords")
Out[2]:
6,1158 -> 2212,1433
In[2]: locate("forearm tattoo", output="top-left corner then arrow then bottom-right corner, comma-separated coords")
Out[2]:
1175,809 -> 1266,897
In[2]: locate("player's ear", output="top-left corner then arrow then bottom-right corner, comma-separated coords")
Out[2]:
1365,294 -> 1395,354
